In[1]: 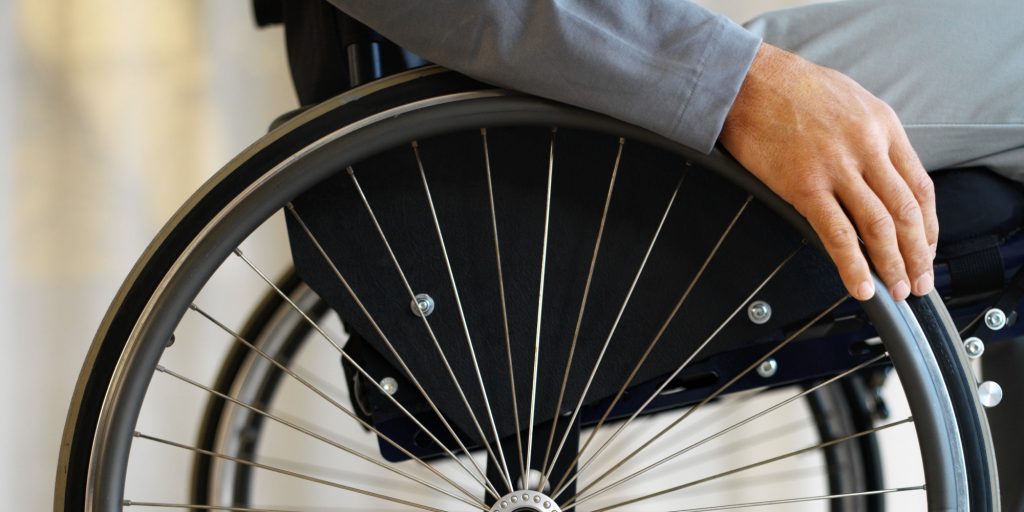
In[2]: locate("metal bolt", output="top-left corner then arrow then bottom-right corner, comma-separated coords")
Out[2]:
379,377 -> 399,396
748,300 -> 772,325
984,308 -> 1007,331
411,293 -> 435,317
978,381 -> 1003,408
963,337 -> 985,359
757,358 -> 778,378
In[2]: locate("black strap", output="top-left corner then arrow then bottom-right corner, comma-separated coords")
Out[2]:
946,240 -> 1005,298
962,262 -> 1024,339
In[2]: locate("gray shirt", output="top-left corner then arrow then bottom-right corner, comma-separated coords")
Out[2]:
327,0 -> 762,153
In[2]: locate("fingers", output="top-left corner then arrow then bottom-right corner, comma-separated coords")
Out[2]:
798,194 -> 876,301
860,159 -> 934,297
889,132 -> 939,255
835,179 -> 912,300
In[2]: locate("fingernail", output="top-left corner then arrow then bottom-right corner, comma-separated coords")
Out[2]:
891,280 -> 911,301
929,243 -> 937,260
856,280 -> 875,301
914,271 -> 934,296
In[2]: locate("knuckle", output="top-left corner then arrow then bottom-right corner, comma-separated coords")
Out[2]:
839,261 -> 867,281
883,262 -> 907,280
873,100 -> 899,121
794,177 -> 831,198
913,245 -> 937,270
824,223 -> 856,250
911,173 -> 935,201
863,211 -> 895,240
908,250 -> 935,273
893,196 -> 922,224
872,253 -> 906,279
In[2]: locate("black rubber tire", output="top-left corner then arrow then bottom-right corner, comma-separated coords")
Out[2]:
55,67 -> 997,511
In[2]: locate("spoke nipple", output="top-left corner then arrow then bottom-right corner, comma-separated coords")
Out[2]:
551,126 -> 558,133
188,303 -> 198,311
618,137 -> 625,145
411,293 -> 435,317
757,358 -> 778,378
984,308 -> 1007,330
233,248 -> 243,257
123,500 -> 133,506
346,166 -> 356,176
132,431 -> 142,437
285,202 -> 296,212
155,365 -> 166,373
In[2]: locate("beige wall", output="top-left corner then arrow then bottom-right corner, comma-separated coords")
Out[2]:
3,1 -> 294,507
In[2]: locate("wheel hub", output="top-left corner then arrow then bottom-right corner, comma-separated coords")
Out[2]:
489,490 -> 562,512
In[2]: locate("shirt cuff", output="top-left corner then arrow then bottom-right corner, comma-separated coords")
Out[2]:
669,16 -> 761,154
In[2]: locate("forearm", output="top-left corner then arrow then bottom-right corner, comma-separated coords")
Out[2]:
327,0 -> 761,153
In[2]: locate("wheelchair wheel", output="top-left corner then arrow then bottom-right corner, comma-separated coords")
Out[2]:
56,67 -> 998,511
190,271 -> 885,512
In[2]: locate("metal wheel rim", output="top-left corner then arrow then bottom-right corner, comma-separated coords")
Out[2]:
79,87 -> 971,511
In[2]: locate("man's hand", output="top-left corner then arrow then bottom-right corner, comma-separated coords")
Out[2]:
720,43 -> 937,302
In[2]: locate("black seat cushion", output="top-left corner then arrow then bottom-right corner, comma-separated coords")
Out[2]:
933,167 -> 1024,252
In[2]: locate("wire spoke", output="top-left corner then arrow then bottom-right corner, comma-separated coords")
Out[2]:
542,163 -> 684,491
411,140 -> 514,491
549,195 -> 752,497
588,416 -> 914,512
569,351 -> 889,507
133,431 -> 449,512
662,486 -> 926,512
281,207 -> 501,499
525,128 -> 557,486
188,303 -> 490,505
539,137 -> 625,490
153,364 -> 486,509
344,167 -> 511,493
570,293 -> 851,501
557,243 -> 803,499
481,128 -> 527,485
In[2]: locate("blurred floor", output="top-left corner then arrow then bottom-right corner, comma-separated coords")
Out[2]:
1,1 -> 831,509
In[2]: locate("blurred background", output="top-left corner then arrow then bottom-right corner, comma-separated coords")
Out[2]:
2,2 -> 295,508
4,0 -> 919,509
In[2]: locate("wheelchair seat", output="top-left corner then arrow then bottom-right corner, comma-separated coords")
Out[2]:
931,167 -> 1024,300
934,167 -> 1024,248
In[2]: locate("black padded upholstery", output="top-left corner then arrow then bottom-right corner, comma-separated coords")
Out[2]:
933,167 -> 1024,250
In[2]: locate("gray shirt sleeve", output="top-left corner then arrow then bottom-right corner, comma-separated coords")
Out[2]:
327,0 -> 761,154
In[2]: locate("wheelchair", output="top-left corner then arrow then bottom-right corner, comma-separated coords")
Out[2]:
57,4 -> 1022,511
